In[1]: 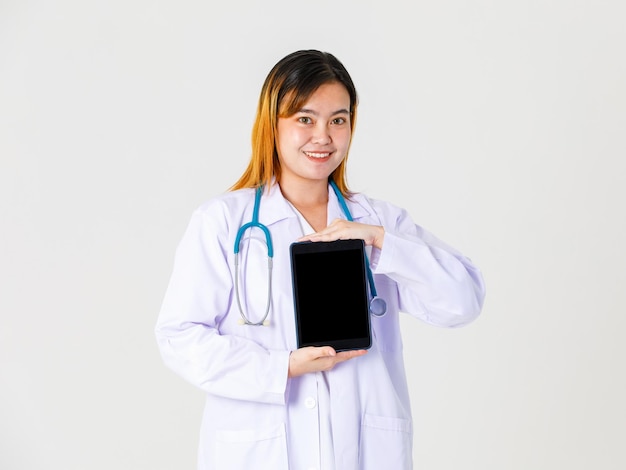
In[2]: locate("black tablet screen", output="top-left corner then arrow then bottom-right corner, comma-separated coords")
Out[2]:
290,239 -> 371,351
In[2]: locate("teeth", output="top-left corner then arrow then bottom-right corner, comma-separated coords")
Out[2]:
305,152 -> 330,158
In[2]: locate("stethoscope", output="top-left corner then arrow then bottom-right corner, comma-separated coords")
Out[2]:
233,180 -> 387,326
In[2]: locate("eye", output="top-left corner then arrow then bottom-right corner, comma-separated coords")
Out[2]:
331,117 -> 347,125
298,116 -> 312,124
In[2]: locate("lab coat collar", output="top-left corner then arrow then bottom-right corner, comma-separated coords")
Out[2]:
256,183 -> 296,227
258,181 -> 372,227
327,184 -> 371,222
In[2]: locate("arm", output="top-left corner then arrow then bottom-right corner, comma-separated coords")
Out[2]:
371,201 -> 485,327
298,200 -> 485,327
373,225 -> 485,327
155,202 -> 290,405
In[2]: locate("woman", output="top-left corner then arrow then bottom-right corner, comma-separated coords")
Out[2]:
155,49 -> 486,470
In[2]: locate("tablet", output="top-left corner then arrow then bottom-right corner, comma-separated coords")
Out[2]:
289,239 -> 372,351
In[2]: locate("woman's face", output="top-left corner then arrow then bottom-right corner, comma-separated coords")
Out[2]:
276,81 -> 352,187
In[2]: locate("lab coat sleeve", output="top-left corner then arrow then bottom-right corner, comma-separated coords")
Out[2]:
369,201 -> 486,327
155,202 -> 290,405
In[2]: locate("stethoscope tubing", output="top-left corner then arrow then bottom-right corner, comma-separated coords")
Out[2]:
330,181 -> 380,301
234,186 -> 273,257
233,182 -> 386,326
234,186 -> 274,326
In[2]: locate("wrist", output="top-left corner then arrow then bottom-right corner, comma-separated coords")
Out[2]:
373,226 -> 385,250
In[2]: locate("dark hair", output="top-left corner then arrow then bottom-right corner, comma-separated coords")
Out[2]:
271,50 -> 358,119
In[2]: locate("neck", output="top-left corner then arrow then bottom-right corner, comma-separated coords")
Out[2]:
279,179 -> 329,209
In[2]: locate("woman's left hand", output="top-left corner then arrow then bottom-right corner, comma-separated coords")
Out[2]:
298,219 -> 385,249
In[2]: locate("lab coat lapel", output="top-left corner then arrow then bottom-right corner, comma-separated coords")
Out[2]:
327,185 -> 372,223
255,182 -> 373,228
257,183 -> 299,228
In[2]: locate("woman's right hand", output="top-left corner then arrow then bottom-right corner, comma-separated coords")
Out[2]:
287,346 -> 367,378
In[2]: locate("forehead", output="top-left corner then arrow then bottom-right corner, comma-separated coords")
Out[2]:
280,81 -> 351,116
300,82 -> 350,110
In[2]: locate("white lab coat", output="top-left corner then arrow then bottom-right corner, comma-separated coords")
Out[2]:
155,182 -> 485,470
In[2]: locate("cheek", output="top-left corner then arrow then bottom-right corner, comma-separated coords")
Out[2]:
334,128 -> 352,151
278,126 -> 307,152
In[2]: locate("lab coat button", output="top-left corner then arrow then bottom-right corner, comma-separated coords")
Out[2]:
304,397 -> 316,409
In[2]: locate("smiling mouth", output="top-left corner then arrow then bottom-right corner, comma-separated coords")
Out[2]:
304,151 -> 331,159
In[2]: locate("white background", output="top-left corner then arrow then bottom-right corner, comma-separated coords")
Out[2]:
1,1 -> 625,469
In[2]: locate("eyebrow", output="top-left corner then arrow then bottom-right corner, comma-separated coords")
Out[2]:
297,107 -> 351,116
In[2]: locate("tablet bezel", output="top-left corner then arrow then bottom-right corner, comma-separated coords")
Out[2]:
289,239 -> 372,351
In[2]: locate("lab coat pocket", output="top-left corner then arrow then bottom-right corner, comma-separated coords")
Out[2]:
215,422 -> 288,470
359,414 -> 412,470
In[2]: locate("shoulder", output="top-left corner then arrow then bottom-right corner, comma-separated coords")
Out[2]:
348,192 -> 410,222
193,188 -> 257,218
181,189 -> 258,239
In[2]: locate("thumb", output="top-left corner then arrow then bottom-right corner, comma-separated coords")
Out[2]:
321,346 -> 337,357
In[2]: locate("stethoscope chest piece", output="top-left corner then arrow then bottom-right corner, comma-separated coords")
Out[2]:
369,297 -> 387,317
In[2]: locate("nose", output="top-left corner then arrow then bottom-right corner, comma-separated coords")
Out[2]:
311,124 -> 331,145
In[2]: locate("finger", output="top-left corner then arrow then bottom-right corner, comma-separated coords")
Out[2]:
297,220 -> 351,241
299,227 -> 350,242
334,349 -> 368,363
300,346 -> 336,360
317,346 -> 337,358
